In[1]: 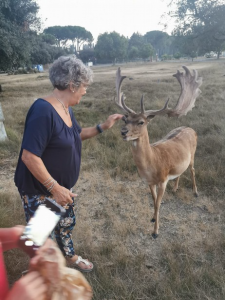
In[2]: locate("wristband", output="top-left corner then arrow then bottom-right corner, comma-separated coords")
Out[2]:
96,124 -> 103,133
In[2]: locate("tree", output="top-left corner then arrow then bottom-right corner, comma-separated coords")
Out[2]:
128,46 -> 139,60
171,31 -> 200,60
169,0 -> 225,58
66,26 -> 93,52
40,33 -> 56,45
78,48 -> 96,64
1,0 -> 40,30
128,33 -> 154,60
139,43 -> 154,60
43,26 -> 68,47
95,32 -> 128,63
29,33 -> 68,65
44,26 -> 93,51
0,0 -> 40,70
129,33 -> 145,50
144,31 -> 171,57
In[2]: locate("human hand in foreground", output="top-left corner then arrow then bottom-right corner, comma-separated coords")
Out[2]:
29,238 -> 56,268
29,240 -> 93,300
51,184 -> 77,206
101,114 -> 124,130
0,226 -> 24,251
5,271 -> 47,300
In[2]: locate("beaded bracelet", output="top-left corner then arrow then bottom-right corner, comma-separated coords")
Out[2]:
47,180 -> 57,193
42,176 -> 52,186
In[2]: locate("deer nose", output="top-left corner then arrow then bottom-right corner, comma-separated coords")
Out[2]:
121,128 -> 128,136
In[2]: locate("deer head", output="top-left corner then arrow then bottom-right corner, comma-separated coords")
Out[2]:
115,66 -> 202,141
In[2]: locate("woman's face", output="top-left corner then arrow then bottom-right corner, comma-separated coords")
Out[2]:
72,83 -> 88,105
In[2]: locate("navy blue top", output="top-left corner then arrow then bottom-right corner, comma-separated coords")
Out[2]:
14,99 -> 82,196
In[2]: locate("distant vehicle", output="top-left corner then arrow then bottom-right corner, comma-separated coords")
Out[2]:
205,52 -> 217,58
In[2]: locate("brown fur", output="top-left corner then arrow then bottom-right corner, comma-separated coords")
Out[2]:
122,116 -> 198,238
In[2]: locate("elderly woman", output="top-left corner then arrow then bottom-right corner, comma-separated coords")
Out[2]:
14,56 -> 123,272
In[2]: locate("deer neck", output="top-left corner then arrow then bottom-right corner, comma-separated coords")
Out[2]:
130,130 -> 158,182
131,130 -> 152,161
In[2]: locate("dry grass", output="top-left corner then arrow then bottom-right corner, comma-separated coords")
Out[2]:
0,59 -> 225,299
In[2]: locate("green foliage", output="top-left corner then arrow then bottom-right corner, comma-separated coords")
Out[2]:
43,26 -> 68,47
173,52 -> 181,59
44,25 -> 93,52
161,54 -> 170,61
29,34 -> 69,65
144,30 -> 171,57
172,33 -> 199,60
95,31 -> 128,63
0,0 -> 40,70
66,25 -> 93,52
78,48 -> 96,63
128,32 -> 144,50
139,43 -> 154,59
128,33 -> 154,60
0,0 -> 40,29
170,0 -> 225,58
40,33 -> 56,45
128,46 -> 139,60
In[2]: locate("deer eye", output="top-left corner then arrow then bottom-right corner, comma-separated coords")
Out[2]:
122,116 -> 127,123
138,121 -> 145,126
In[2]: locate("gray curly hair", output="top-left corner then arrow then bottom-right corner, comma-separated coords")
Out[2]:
49,55 -> 93,90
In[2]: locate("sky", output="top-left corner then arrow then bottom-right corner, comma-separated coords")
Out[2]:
36,0 -> 175,42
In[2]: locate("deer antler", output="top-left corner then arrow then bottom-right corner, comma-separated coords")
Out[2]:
115,68 -> 136,114
143,66 -> 203,118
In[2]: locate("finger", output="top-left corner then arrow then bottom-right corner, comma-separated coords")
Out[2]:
31,276 -> 47,290
67,197 -> 73,204
34,282 -> 48,297
115,114 -> 124,120
29,255 -> 39,267
69,192 -> 77,197
13,226 -> 25,238
22,271 -> 42,284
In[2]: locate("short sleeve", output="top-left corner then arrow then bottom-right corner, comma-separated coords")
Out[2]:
22,100 -> 54,157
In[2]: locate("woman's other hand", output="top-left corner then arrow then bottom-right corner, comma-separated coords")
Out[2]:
5,271 -> 47,300
51,183 -> 76,206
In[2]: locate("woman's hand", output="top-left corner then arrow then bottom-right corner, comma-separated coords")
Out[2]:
51,183 -> 76,206
101,114 -> 124,130
5,271 -> 47,300
80,114 -> 124,141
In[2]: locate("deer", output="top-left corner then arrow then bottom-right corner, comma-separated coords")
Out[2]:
115,66 -> 202,238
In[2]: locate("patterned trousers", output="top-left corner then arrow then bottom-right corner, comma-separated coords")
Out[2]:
21,194 -> 76,258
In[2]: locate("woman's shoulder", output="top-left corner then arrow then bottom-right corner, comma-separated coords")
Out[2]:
30,98 -> 54,112
32,98 -> 52,108
27,99 -> 54,119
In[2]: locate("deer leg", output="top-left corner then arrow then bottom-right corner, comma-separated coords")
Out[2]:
173,176 -> 180,192
149,185 -> 157,223
190,164 -> 198,197
152,182 -> 167,239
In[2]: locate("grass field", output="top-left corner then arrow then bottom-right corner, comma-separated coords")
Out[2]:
0,59 -> 225,299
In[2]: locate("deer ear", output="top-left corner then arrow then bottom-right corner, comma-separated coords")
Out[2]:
147,115 -> 155,120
